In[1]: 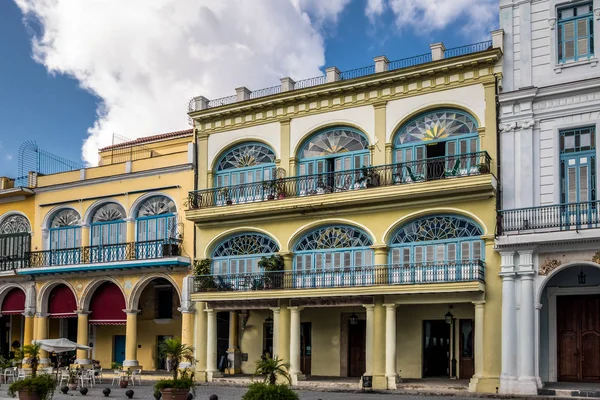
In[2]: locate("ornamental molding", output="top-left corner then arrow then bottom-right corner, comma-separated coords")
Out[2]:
595,8 -> 600,20
538,259 -> 561,276
592,251 -> 600,264
548,17 -> 556,30
499,119 -> 535,132
533,93 -> 600,112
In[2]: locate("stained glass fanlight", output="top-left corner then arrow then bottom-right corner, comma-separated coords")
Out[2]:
391,215 -> 483,244
294,225 -> 373,251
92,203 -> 126,223
213,234 -> 279,257
50,209 -> 81,228
395,110 -> 478,145
300,128 -> 369,159
0,215 -> 30,234
136,196 -> 177,218
217,143 -> 276,171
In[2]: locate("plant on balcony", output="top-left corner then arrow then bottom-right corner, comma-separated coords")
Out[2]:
193,259 -> 217,291
155,338 -> 195,400
218,187 -> 233,205
358,166 -> 380,188
258,255 -> 284,289
477,163 -> 490,174
9,344 -> 56,400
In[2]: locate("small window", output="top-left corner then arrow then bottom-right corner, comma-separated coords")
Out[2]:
155,286 -> 173,319
557,3 -> 594,63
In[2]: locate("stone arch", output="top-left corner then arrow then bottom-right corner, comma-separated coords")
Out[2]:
42,206 -> 82,230
388,104 -> 483,143
128,273 -> 182,311
37,280 -> 79,313
80,277 -> 127,311
536,260 -> 600,304
0,284 -> 27,313
291,122 -> 372,160
287,219 -> 376,251
0,211 -> 32,233
129,192 -> 178,218
382,208 -> 489,244
83,198 -> 128,225
210,138 -> 279,173
203,227 -> 282,257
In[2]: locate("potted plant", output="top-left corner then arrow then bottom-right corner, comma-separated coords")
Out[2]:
193,259 -> 216,291
154,338 -> 195,400
219,188 -> 232,205
258,255 -> 284,289
67,369 -> 78,391
243,356 -> 297,400
263,180 -> 276,200
8,343 -> 57,400
477,163 -> 490,174
111,362 -> 122,373
275,178 -> 287,199
120,369 -> 132,388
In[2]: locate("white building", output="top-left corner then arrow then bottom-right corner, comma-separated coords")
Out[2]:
497,0 -> 600,395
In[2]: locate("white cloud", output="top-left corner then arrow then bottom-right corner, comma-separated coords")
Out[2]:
15,0 -> 350,165
365,0 -> 385,23
5,155 -> 13,161
380,0 -> 497,39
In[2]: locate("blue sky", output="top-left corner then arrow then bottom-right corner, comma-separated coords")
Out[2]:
0,0 -> 498,177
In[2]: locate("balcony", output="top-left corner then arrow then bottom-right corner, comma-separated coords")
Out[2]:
192,260 -> 485,297
18,239 -> 188,275
498,201 -> 600,234
187,152 -> 494,223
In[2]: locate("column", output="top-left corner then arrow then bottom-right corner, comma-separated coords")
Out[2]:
81,225 -> 90,247
206,308 -> 220,381
126,218 -> 135,259
373,101 -> 387,166
278,303 -> 290,367
227,311 -> 241,374
197,133 -> 209,189
363,304 -> 374,376
468,301 -> 485,392
371,245 -> 388,285
372,299 -> 386,390
499,251 -> 517,394
75,311 -> 91,364
384,304 -> 397,389
179,308 -> 195,368
194,302 -> 207,382
280,119 -> 291,175
123,310 -> 139,367
270,308 -> 280,358
517,273 -> 537,393
534,302 -> 542,389
288,306 -> 303,385
36,313 -> 49,365
23,312 -> 34,346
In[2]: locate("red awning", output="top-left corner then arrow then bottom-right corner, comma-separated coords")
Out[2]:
89,282 -> 126,325
2,288 -> 25,315
48,285 -> 77,318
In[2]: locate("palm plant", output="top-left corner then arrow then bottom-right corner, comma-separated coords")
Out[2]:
158,338 -> 194,381
254,356 -> 290,385
16,343 -> 41,377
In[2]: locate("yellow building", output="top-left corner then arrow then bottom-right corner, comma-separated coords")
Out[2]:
187,33 -> 504,392
0,130 -> 196,371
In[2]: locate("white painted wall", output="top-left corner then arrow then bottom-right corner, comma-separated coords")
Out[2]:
500,0 -> 600,92
385,85 -> 487,142
289,105 -> 375,155
207,122 -> 281,169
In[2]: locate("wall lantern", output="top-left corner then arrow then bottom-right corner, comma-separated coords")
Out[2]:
265,311 -> 273,326
445,310 -> 454,325
578,268 -> 587,285
349,307 -> 359,325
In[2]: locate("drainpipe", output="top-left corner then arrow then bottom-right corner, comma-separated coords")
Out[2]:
494,73 -> 502,236
193,128 -> 198,261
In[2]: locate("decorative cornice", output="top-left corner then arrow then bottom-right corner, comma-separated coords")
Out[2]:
538,259 -> 561,276
499,118 -> 535,132
592,251 -> 600,264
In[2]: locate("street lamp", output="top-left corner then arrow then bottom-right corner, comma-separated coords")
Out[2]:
349,307 -> 359,325
445,308 -> 457,379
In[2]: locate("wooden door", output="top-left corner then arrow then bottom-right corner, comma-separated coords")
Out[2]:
423,320 -> 450,377
558,295 -> 600,382
348,320 -> 366,377
459,319 -> 474,379
300,322 -> 312,375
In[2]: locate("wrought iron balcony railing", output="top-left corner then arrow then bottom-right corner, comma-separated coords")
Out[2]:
193,260 -> 485,293
498,201 -> 600,234
26,239 -> 181,269
187,152 -> 491,210
0,232 -> 31,271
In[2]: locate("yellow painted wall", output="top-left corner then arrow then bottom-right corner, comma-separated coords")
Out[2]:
0,195 -> 35,227
94,325 -> 126,367
10,315 -> 22,347
239,310 -> 268,374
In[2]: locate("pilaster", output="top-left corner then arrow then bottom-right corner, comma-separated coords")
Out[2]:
75,310 -> 91,365
123,309 -> 139,367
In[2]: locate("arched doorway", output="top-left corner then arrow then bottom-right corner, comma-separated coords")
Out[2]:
540,264 -> 600,383
46,284 -> 78,366
88,282 -> 127,367
133,277 -> 181,371
0,288 -> 25,358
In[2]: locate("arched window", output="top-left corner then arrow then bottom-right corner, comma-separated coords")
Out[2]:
135,196 -> 177,243
389,215 -> 483,266
215,143 -> 276,187
90,203 -> 126,246
0,215 -> 31,269
49,209 -> 81,250
393,109 -> 479,181
294,225 -> 373,271
297,127 -> 370,194
212,233 -> 279,275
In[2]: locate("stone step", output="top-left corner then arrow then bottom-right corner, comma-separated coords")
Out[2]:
539,388 -> 600,398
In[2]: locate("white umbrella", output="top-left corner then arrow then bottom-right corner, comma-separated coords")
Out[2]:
33,338 -> 91,353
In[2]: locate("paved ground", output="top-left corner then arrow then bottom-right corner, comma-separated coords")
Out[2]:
0,384 -> 499,400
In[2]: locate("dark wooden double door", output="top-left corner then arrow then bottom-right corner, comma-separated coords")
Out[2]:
557,295 -> 600,382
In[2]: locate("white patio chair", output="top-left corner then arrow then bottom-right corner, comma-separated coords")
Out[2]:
4,367 -> 16,383
79,370 -> 92,388
58,369 -> 69,387
95,367 -> 103,384
111,371 -> 122,386
131,369 -> 142,386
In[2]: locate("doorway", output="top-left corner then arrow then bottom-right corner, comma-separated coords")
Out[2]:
157,335 -> 173,370
459,319 -> 474,379
0,315 -> 9,359
348,319 -> 366,377
216,312 -> 230,372
426,143 -> 445,180
423,320 -> 450,377
557,294 -> 600,382
301,322 -> 312,375
113,335 -> 126,365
